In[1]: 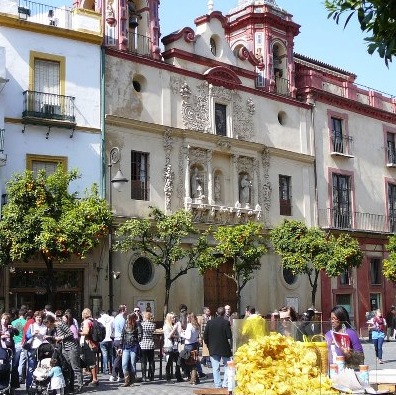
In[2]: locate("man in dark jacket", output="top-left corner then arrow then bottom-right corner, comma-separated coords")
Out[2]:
203,306 -> 232,389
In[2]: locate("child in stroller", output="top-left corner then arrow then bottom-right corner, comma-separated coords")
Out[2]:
28,343 -> 57,395
0,348 -> 13,395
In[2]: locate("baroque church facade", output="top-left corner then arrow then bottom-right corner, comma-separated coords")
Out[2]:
1,0 -> 396,334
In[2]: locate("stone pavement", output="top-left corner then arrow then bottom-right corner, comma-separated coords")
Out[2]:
15,340 -> 396,395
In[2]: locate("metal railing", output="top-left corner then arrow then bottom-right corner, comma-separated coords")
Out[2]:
18,0 -> 72,29
126,33 -> 153,58
387,146 -> 396,165
275,76 -> 290,96
331,131 -> 353,155
318,208 -> 395,233
22,90 -> 76,124
0,129 -> 4,153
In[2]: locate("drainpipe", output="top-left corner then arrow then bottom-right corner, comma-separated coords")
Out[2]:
310,100 -> 319,227
101,46 -> 106,198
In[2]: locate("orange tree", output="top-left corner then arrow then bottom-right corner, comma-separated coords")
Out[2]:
0,166 -> 112,304
115,207 -> 208,319
270,220 -> 363,308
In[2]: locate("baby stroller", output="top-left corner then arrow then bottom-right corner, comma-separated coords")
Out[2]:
0,348 -> 13,395
28,343 -> 55,395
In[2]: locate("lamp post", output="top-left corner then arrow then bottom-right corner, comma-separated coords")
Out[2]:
108,147 -> 128,312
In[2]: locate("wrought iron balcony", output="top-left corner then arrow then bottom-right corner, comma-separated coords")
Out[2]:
330,131 -> 353,157
18,0 -> 72,28
126,33 -> 153,58
318,208 -> 395,233
22,90 -> 75,124
275,76 -> 290,96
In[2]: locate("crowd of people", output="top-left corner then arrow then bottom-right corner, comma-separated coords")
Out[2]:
2,301 -> 393,393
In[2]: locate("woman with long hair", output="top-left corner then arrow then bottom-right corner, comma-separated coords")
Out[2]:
120,313 -> 142,386
139,312 -> 156,381
162,313 -> 183,383
368,309 -> 386,364
181,313 -> 201,385
325,305 -> 364,369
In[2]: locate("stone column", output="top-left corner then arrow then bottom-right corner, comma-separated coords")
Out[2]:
207,150 -> 213,204
232,154 -> 239,204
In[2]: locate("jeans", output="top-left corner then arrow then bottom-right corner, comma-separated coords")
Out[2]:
26,349 -> 38,388
165,351 -> 182,381
373,336 -> 385,360
18,348 -> 27,382
111,340 -> 124,379
210,355 -> 230,388
122,347 -> 138,376
99,340 -> 113,374
62,346 -> 83,389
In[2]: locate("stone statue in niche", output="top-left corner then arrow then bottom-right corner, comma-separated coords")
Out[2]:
214,174 -> 221,202
191,167 -> 204,199
240,174 -> 252,206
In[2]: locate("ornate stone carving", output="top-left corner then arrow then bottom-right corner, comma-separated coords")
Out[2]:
169,76 -> 185,95
261,147 -> 272,224
180,82 -> 210,132
185,203 -> 262,225
177,145 -> 187,205
236,155 -> 254,174
233,92 -> 255,140
163,130 -> 174,213
209,85 -> 233,102
216,139 -> 231,151
188,146 -> 208,166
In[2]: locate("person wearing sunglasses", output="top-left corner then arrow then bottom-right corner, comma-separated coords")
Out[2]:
325,305 -> 364,370
278,306 -> 297,337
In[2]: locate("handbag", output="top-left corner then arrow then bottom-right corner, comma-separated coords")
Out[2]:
22,337 -> 33,351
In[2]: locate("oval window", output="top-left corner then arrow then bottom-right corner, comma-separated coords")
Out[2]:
132,257 -> 153,285
283,267 -> 297,285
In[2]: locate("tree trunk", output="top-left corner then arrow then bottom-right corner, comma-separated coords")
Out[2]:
42,253 -> 56,306
310,269 -> 320,308
163,271 -> 171,320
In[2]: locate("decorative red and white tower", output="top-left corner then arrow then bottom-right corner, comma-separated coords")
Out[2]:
100,0 -> 161,60
226,0 -> 300,96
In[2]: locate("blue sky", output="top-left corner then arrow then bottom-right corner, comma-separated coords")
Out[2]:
49,0 -> 395,96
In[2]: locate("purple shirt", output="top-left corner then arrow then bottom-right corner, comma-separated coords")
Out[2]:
325,328 -> 364,364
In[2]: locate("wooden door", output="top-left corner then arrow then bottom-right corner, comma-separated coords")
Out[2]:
203,261 -> 237,315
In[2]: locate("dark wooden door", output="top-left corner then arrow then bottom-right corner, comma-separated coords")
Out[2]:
203,261 -> 237,315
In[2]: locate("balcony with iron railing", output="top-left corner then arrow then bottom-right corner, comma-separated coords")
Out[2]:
0,0 -> 101,35
0,128 -> 7,166
255,74 -> 291,97
22,90 -> 76,130
330,132 -> 353,157
318,208 -> 396,233
17,0 -> 72,28
125,33 -> 153,58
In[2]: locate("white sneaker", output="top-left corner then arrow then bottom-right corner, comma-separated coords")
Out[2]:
109,376 -> 115,382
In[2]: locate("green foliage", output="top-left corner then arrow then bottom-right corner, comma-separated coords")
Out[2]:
270,220 -> 363,306
115,207 -> 207,317
0,166 -> 112,264
196,222 -> 267,315
325,0 -> 396,65
383,234 -> 396,282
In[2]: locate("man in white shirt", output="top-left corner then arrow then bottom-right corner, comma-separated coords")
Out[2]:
98,311 -> 114,375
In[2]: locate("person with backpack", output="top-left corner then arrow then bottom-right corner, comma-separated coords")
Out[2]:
79,308 -> 99,387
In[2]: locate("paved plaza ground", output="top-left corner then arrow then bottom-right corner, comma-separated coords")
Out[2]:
15,340 -> 396,395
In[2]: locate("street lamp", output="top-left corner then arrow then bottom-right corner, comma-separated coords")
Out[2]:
108,147 -> 128,311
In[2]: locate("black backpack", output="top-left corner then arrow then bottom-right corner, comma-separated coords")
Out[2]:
90,319 -> 106,342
